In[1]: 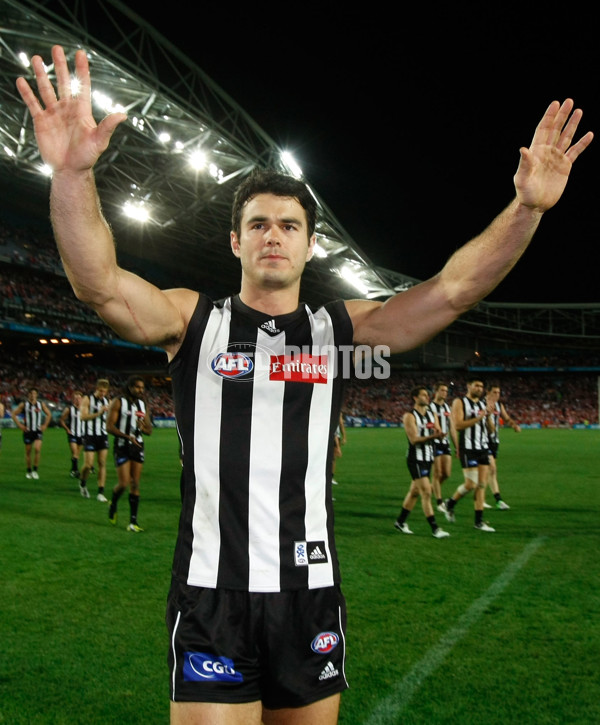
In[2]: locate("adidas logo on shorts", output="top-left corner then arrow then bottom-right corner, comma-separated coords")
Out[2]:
319,661 -> 339,681
309,545 -> 327,561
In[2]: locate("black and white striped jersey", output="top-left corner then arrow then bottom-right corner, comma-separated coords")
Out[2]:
65,404 -> 84,437
430,400 -> 451,443
113,397 -> 146,448
406,408 -> 436,463
24,400 -> 44,431
168,294 -> 353,593
84,394 -> 108,436
458,396 -> 489,451
487,400 -> 501,444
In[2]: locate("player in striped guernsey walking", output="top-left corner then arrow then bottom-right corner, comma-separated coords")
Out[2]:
444,377 -> 497,531
78,378 -> 110,501
429,382 -> 458,513
395,386 -> 450,538
484,382 -> 521,510
59,389 -> 84,478
106,375 -> 152,532
10,388 -> 51,480
18,44 -> 593,724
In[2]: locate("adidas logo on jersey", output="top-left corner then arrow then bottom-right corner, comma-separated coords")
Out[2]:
309,545 -> 327,561
318,661 -> 339,681
260,319 -> 280,335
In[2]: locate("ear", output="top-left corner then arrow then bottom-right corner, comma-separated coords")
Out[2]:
231,231 -> 241,258
306,234 -> 316,262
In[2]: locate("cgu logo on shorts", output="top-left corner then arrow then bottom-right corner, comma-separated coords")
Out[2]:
211,352 -> 254,379
183,652 -> 243,683
311,632 -> 339,654
269,354 -> 328,383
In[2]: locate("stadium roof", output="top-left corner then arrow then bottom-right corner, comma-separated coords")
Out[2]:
1,0 -> 600,349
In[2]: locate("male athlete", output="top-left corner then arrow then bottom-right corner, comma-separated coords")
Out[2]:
59,389 -> 84,478
79,378 -> 110,501
106,375 -> 152,532
429,381 -> 458,512
394,386 -> 450,538
484,382 -> 521,509
11,387 -> 51,479
17,44 -> 592,725
444,377 -> 496,531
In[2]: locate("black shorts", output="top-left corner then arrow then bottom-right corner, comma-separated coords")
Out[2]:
433,440 -> 451,457
114,440 -> 145,466
83,435 -> 108,452
166,582 -> 349,708
23,430 -> 43,445
67,434 -> 83,446
488,441 -> 499,459
407,459 -> 433,480
459,449 -> 490,469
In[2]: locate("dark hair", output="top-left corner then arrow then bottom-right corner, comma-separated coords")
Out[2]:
466,375 -> 484,385
433,381 -> 448,391
231,168 -> 317,237
411,385 -> 428,398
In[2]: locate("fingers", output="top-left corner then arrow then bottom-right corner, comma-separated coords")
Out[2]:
52,45 -> 72,100
566,129 -> 594,163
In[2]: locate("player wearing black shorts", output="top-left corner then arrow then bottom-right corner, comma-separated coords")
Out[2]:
79,379 -> 110,501
106,375 -> 152,532
19,49 -> 592,722
445,377 -> 496,531
10,388 -> 51,479
429,382 -> 458,512
394,386 -> 450,539
59,390 -> 84,478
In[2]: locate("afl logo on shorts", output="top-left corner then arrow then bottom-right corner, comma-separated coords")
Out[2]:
311,631 -> 339,654
211,352 -> 253,379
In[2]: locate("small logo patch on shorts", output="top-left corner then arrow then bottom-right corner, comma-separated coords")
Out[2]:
183,652 -> 243,683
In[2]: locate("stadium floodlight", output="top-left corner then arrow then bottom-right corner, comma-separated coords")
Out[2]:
158,132 -> 171,143
18,52 -> 30,67
123,200 -> 150,222
280,151 -> 303,179
189,149 -> 207,171
70,77 -> 81,96
39,163 -> 53,176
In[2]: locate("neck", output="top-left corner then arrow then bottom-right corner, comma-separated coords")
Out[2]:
415,403 -> 428,414
238,280 -> 301,316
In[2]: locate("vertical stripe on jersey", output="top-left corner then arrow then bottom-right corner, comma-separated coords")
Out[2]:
304,306 -> 336,589
188,303 -> 229,588
247,327 -> 286,591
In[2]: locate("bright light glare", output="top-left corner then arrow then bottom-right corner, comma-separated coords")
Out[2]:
341,266 -> 369,294
71,77 -> 81,96
280,151 -> 302,178
18,52 -> 30,68
313,242 -> 327,258
40,163 -> 53,176
189,150 -> 206,170
93,90 -> 126,114
123,200 -> 150,222
3,146 -> 15,158
158,132 -> 171,143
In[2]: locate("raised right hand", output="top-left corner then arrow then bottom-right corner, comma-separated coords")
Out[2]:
16,45 -> 126,173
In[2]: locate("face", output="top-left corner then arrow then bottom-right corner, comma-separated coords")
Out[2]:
467,380 -> 485,399
230,193 -> 315,291
73,392 -> 82,406
97,385 -> 109,398
435,385 -> 448,400
28,390 -> 38,403
414,389 -> 430,406
129,381 -> 145,399
488,387 -> 501,401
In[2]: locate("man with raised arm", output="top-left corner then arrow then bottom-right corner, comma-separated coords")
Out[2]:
17,44 -> 592,725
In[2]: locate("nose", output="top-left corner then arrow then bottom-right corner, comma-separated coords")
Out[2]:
265,226 -> 282,246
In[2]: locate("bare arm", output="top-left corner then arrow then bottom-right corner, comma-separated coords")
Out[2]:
41,403 -> 52,431
347,100 -> 593,352
16,45 -> 196,359
403,411 -> 443,445
451,397 -> 487,432
500,403 -> 521,432
11,403 -> 25,430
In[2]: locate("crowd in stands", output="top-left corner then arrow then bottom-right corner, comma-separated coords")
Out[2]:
1,214 -> 599,428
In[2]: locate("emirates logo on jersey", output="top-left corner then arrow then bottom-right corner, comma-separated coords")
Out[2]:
269,354 -> 328,383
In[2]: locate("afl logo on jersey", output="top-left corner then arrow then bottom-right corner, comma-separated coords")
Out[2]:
311,632 -> 339,654
211,352 -> 254,378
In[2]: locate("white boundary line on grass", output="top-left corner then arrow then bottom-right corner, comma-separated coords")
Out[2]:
364,535 -> 546,725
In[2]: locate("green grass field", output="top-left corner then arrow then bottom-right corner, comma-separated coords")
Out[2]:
1,426 -> 599,724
